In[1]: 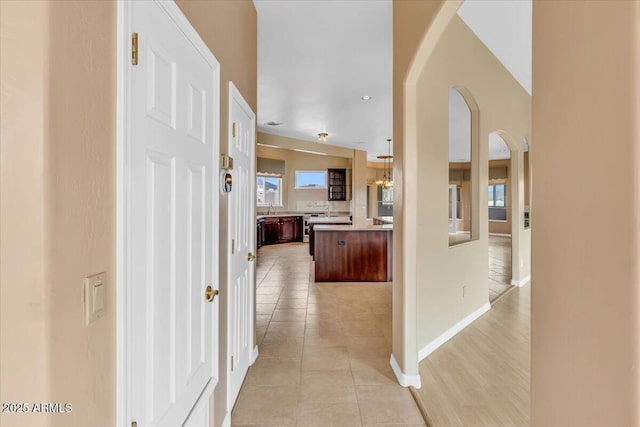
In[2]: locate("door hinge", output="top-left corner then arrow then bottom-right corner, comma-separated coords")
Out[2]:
231,355 -> 234,371
232,122 -> 236,138
132,32 -> 139,65
231,239 -> 235,254
131,422 -> 137,427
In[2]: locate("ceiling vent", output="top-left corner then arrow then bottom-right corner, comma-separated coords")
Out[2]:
264,121 -> 283,126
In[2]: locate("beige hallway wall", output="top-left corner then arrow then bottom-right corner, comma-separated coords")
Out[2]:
0,2 -> 50,426
531,2 -> 639,426
0,1 -> 257,426
412,16 -> 531,351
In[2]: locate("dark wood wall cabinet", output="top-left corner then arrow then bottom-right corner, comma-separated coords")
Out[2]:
258,216 -> 303,246
314,228 -> 393,282
327,168 -> 347,201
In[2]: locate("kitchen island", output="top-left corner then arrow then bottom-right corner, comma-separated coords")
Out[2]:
308,216 -> 352,256
313,224 -> 392,282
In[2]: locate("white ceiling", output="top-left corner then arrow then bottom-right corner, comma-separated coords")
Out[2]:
254,0 -> 530,162
457,0 -> 532,95
254,0 -> 392,161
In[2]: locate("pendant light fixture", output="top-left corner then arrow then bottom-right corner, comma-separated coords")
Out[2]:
376,139 -> 393,188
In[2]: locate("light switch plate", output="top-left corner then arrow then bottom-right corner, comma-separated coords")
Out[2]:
84,272 -> 106,325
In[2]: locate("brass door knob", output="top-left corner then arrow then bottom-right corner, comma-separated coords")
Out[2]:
247,252 -> 256,262
205,285 -> 218,302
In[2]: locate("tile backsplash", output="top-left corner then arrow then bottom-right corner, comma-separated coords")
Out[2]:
296,200 -> 351,213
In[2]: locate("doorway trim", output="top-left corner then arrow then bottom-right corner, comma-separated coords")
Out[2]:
116,1 -> 221,425
225,81 -> 258,413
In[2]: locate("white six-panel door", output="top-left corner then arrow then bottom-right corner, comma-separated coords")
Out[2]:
121,1 -> 220,426
227,82 -> 257,410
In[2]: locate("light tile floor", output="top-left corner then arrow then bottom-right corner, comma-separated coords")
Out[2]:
232,242 -> 425,427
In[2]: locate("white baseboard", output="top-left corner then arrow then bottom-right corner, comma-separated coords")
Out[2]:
511,275 -> 531,287
220,411 -> 231,427
389,354 -> 422,388
489,232 -> 511,237
418,302 -> 491,361
251,345 -> 259,364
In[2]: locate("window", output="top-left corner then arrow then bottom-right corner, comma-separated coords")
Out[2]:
295,170 -> 327,189
256,175 -> 282,207
488,184 -> 506,207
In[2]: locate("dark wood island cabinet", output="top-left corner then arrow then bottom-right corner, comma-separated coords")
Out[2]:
313,224 -> 393,282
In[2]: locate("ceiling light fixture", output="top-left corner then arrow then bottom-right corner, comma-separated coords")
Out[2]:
317,132 -> 328,142
264,121 -> 283,126
361,95 -> 371,101
376,139 -> 394,189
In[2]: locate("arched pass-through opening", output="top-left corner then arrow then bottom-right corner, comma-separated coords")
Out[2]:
488,130 -> 528,291
448,86 -> 480,246
487,132 -> 515,301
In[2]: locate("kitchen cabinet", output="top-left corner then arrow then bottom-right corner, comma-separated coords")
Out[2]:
260,216 -> 303,245
327,168 -> 347,201
279,216 -> 299,241
256,218 -> 265,249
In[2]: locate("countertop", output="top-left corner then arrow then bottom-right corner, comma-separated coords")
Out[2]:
256,211 -> 351,219
307,216 -> 352,224
257,212 -> 304,219
373,216 -> 394,224
313,224 -> 393,232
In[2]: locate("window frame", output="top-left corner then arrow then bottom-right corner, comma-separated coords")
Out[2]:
294,170 -> 328,190
488,183 -> 507,208
256,174 -> 283,207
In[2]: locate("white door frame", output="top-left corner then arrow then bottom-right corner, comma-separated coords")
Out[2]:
116,1 -> 221,425
226,81 -> 258,411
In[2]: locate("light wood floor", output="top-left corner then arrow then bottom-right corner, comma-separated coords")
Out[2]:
488,235 -> 513,302
232,242 -> 425,426
415,284 -> 530,427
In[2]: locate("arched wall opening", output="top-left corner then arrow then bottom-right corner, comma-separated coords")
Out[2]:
487,130 -> 527,300
448,87 -> 480,246
393,1 -> 531,384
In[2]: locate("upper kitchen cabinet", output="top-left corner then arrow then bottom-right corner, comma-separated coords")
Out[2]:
328,168 -> 347,201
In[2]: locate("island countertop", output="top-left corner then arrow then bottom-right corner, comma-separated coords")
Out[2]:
307,216 -> 352,224
312,223 -> 392,231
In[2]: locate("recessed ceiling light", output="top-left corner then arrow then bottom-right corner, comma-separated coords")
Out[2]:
361,95 -> 371,101
264,121 -> 283,126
